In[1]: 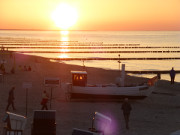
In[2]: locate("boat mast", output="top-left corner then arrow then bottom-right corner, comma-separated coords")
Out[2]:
118,54 -> 121,75
82,60 -> 85,70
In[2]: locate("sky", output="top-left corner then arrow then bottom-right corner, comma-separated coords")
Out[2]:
0,0 -> 180,31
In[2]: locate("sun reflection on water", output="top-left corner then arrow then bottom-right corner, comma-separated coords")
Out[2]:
58,53 -> 68,58
58,31 -> 69,58
60,48 -> 69,52
61,30 -> 69,35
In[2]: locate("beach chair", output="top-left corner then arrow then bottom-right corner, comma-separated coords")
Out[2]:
89,112 -> 111,135
170,130 -> 180,135
31,110 -> 56,135
2,112 -> 27,135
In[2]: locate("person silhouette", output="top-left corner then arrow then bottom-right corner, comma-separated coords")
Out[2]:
170,67 -> 176,84
41,90 -> 49,110
6,86 -> 16,111
121,98 -> 132,129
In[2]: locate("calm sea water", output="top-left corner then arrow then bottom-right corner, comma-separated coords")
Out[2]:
0,30 -> 180,82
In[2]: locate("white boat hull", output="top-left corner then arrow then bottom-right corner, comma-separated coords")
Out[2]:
66,83 -> 154,100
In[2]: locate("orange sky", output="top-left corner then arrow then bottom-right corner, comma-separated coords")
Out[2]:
0,0 -> 180,30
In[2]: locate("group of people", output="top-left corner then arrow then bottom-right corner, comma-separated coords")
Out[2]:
120,67 -> 177,129
6,87 -> 49,111
120,67 -> 177,130
5,86 -> 132,130
18,65 -> 32,71
4,68 -> 177,130
0,63 -> 15,74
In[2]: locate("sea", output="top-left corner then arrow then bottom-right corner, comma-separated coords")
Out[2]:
0,30 -> 180,82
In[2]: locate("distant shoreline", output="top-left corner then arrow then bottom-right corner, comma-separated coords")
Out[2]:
0,29 -> 99,32
0,29 -> 180,32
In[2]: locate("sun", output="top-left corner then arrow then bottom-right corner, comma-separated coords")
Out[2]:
51,3 -> 78,30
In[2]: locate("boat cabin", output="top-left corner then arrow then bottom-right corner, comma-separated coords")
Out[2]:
71,71 -> 87,87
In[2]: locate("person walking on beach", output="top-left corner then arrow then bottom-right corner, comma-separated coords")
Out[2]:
121,98 -> 132,129
41,90 -> 49,110
6,86 -> 16,111
170,67 -> 176,84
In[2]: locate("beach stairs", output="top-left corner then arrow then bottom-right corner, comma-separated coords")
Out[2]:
31,110 -> 56,135
2,112 -> 26,135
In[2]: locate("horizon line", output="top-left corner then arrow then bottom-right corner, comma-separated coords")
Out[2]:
0,29 -> 180,32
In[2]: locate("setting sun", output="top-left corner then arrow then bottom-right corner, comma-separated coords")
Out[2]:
51,3 -> 78,30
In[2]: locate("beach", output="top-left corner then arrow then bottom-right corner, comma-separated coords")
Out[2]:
0,52 -> 180,135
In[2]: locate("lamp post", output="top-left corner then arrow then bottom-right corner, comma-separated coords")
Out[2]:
25,88 -> 28,117
82,60 -> 85,70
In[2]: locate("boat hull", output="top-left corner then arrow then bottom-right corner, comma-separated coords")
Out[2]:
66,84 -> 154,100
70,93 -> 147,100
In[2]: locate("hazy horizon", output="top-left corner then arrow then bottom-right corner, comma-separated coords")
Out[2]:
1,27 -> 179,32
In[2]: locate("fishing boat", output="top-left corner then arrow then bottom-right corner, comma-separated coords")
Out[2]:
66,70 -> 158,101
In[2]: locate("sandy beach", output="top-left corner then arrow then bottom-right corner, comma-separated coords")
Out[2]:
0,52 -> 180,135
